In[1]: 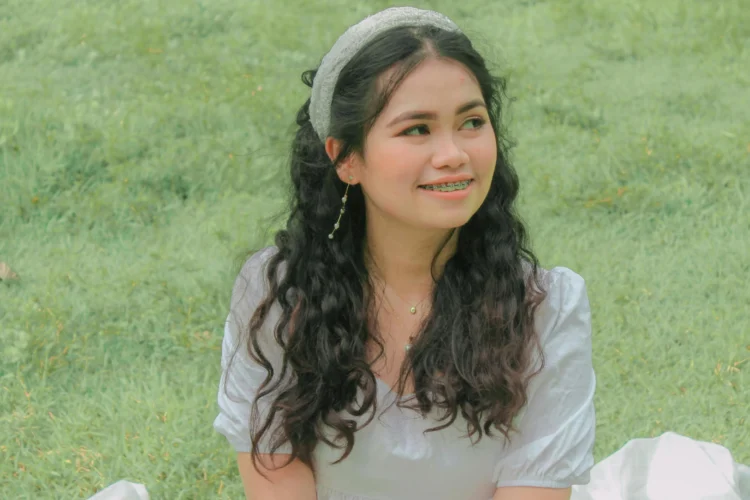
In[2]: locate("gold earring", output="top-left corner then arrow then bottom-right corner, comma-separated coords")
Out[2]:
328,175 -> 353,240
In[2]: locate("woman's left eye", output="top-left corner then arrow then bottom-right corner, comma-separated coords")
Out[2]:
400,118 -> 486,136
462,117 -> 486,130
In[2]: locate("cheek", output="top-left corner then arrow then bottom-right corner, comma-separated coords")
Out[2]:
367,142 -> 419,182
472,134 -> 498,173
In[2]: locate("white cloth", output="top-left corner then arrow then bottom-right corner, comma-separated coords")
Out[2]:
572,432 -> 750,500
212,247 -> 596,499
86,480 -> 149,500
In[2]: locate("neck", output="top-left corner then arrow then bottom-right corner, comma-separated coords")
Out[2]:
363,216 -> 458,300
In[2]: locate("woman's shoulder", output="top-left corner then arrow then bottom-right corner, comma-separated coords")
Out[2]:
522,258 -> 586,300
235,245 -> 280,281
523,259 -> 585,298
232,246 -> 286,296
543,265 -> 586,293
228,246 -> 282,326
529,264 -> 591,345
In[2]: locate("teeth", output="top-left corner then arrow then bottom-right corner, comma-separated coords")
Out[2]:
421,180 -> 471,192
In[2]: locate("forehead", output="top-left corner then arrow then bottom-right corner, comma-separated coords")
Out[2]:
379,57 -> 482,111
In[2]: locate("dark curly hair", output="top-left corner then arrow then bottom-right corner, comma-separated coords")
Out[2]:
226,24 -> 548,476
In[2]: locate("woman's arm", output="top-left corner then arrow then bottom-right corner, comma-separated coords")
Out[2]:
237,452 -> 317,500
493,486 -> 571,500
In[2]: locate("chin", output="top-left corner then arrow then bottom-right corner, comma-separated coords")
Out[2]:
426,213 -> 475,230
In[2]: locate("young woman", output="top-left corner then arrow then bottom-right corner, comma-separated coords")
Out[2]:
214,7 -> 595,500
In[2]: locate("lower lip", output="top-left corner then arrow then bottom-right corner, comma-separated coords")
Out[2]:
418,181 -> 474,200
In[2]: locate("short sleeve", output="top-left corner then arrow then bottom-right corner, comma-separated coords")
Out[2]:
212,247 -> 293,454
494,267 -> 596,488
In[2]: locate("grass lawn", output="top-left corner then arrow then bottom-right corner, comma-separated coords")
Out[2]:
1,0 -> 748,497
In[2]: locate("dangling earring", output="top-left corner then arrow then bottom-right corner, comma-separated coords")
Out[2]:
328,175 -> 353,240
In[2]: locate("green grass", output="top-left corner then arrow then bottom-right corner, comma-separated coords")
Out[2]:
1,0 -> 748,497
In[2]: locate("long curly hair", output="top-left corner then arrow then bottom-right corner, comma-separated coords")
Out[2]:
226,24 -> 548,475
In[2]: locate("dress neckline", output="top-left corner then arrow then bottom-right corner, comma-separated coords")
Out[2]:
375,376 -> 415,400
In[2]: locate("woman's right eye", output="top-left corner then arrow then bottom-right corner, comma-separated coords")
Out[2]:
401,125 -> 429,136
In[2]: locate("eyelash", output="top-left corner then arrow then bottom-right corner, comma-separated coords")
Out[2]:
400,117 -> 487,136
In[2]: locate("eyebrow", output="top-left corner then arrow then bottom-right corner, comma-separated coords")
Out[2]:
386,99 -> 487,127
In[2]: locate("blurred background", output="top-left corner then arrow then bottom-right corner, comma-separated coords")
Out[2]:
0,0 -> 747,497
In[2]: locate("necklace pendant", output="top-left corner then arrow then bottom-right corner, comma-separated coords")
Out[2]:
409,306 -> 417,314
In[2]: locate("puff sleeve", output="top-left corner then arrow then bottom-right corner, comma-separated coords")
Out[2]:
493,267 -> 596,488
212,247 -> 293,454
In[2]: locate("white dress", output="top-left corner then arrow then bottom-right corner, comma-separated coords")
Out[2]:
212,247 -> 596,499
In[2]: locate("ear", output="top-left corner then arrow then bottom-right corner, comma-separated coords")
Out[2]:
325,137 -> 360,184
324,136 -> 341,164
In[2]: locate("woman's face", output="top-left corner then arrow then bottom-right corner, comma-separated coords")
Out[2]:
345,57 -> 497,232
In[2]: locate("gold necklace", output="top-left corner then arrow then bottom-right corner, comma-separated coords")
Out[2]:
393,288 -> 431,315
381,283 -> 432,352
365,252 -> 433,351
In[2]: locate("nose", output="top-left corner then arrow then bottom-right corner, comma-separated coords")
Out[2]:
431,132 -> 470,169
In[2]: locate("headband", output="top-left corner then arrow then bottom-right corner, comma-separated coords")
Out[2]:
309,7 -> 462,142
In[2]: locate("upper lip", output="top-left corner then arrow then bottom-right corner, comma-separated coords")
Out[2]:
419,174 -> 474,186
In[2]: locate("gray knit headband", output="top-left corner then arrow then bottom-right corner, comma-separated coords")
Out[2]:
309,7 -> 462,142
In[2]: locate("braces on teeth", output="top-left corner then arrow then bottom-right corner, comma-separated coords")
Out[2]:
421,180 -> 471,191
